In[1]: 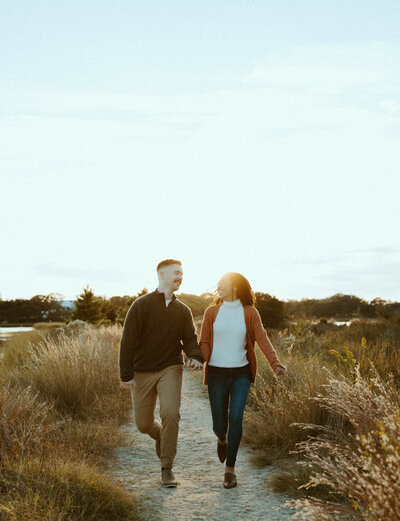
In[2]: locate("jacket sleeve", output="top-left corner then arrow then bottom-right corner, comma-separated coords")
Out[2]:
199,307 -> 212,362
252,308 -> 286,373
181,307 -> 204,363
119,300 -> 143,382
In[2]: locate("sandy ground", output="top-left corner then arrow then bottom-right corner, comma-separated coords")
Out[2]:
109,369 -> 296,521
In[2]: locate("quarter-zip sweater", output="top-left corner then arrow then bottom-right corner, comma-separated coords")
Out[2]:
199,304 -> 286,384
119,289 -> 204,381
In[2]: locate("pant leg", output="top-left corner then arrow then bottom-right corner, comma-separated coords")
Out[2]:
131,371 -> 162,441
157,364 -> 183,470
226,366 -> 251,468
207,366 -> 231,442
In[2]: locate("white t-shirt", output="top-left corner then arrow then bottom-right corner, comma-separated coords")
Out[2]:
209,299 -> 248,368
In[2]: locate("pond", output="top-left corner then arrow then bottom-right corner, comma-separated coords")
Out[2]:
0,326 -> 34,341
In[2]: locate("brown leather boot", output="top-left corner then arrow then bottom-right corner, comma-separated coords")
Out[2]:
223,472 -> 237,489
161,468 -> 178,488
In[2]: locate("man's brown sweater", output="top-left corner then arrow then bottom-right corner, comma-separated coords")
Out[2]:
119,289 -> 204,382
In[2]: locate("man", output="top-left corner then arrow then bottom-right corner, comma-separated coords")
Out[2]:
119,259 -> 203,488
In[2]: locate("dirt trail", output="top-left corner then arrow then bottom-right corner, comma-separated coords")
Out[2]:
109,369 -> 295,521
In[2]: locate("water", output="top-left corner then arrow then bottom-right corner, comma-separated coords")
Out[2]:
0,326 -> 34,341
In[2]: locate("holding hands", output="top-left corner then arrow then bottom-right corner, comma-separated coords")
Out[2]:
120,358 -> 203,390
186,358 -> 203,371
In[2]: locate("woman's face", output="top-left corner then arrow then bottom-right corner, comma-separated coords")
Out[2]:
217,274 -> 236,301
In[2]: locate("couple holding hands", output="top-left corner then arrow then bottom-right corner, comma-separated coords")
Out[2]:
119,259 -> 286,489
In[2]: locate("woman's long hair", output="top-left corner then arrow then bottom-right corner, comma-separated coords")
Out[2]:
213,272 -> 256,307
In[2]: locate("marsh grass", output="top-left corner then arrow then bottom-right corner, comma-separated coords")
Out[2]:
0,461 -> 140,521
245,321 -> 400,521
9,326 -> 127,420
244,351 -> 334,461
290,368 -> 400,521
0,324 -> 140,521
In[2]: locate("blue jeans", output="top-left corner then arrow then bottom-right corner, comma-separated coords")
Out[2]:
207,364 -> 251,468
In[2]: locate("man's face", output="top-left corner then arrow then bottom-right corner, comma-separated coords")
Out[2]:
160,264 -> 183,291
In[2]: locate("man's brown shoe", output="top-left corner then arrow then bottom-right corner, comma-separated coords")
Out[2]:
161,468 -> 178,488
223,472 -> 237,489
217,440 -> 227,463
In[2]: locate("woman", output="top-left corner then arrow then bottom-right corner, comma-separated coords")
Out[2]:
199,273 -> 286,489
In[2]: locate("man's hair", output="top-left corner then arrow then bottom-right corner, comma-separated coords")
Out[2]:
156,259 -> 182,272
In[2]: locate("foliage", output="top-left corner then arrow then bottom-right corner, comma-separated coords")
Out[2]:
178,292 -> 213,317
255,292 -> 287,328
285,293 -> 400,320
0,293 -> 71,324
71,286 -> 104,324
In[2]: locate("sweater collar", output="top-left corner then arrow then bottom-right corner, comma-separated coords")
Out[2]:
155,288 -> 177,301
221,299 -> 242,309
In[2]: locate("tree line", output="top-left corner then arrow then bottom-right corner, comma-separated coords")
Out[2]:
1,289 -> 399,328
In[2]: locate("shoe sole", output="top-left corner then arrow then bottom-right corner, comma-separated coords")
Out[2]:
162,483 -> 178,488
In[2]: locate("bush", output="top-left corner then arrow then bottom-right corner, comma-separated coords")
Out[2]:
9,325 -> 126,420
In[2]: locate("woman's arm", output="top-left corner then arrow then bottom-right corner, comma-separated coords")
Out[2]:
251,308 -> 286,374
199,307 -> 213,361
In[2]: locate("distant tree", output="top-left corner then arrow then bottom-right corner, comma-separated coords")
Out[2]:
178,293 -> 213,317
99,298 -> 117,323
255,292 -> 286,329
0,294 -> 70,324
311,294 -> 369,319
71,286 -> 103,324
285,298 -> 317,319
116,288 -> 148,323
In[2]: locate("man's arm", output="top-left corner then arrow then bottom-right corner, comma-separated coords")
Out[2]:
119,300 -> 143,383
181,307 -> 204,365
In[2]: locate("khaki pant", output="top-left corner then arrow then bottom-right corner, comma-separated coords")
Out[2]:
131,364 -> 183,470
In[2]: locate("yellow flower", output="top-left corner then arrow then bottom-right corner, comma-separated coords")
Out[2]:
350,499 -> 359,511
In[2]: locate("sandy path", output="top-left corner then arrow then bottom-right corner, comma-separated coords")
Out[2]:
109,369 -> 295,521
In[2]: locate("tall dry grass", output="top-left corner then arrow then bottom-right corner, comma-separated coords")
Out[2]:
0,384 -> 55,466
9,325 -> 126,420
0,324 -> 142,521
291,367 -> 400,521
245,320 -> 400,519
244,352 -> 334,462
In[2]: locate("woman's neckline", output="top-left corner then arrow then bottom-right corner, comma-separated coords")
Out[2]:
222,299 -> 242,309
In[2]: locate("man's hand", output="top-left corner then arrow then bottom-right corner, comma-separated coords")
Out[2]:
186,358 -> 203,371
120,379 -> 137,390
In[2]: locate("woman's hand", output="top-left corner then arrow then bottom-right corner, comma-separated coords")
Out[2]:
275,365 -> 286,377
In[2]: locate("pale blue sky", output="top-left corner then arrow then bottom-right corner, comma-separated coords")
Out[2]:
1,1 -> 400,301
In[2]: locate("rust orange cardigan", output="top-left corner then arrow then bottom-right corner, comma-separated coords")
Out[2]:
199,304 -> 285,385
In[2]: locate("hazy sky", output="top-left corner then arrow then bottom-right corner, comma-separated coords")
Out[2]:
1,1 -> 400,302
